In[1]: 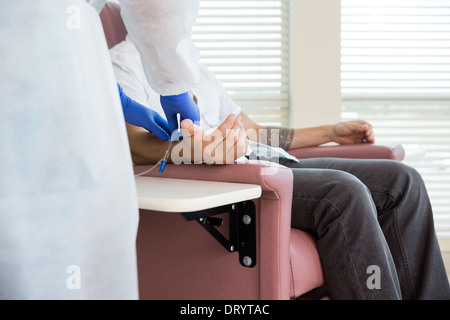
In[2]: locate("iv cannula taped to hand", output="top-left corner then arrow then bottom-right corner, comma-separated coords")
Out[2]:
135,114 -> 181,177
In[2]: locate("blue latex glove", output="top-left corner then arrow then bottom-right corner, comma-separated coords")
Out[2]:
160,92 -> 200,134
118,84 -> 171,141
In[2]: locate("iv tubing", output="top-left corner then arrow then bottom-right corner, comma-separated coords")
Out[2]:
134,113 -> 180,177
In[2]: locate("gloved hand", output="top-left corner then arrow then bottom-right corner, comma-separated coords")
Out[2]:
160,92 -> 200,134
117,84 -> 171,141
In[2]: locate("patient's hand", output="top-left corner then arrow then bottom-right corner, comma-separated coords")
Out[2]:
332,120 -> 375,145
171,114 -> 248,164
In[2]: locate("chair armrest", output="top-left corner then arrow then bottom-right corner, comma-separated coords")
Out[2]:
134,161 -> 294,299
134,160 -> 293,199
287,143 -> 405,161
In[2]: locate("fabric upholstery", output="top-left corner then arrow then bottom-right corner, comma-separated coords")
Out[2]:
289,143 -> 405,161
99,2 -> 127,49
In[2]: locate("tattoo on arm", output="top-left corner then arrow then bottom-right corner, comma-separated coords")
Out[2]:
261,126 -> 294,150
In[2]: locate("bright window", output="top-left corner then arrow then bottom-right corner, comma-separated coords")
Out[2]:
192,0 -> 291,127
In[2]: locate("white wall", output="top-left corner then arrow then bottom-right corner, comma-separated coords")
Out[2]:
290,0 -> 341,128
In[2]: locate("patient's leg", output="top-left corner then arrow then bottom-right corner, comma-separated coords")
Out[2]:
279,157 -> 450,300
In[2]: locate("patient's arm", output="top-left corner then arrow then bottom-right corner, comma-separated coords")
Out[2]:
126,123 -> 170,165
239,112 -> 375,150
127,114 -> 247,165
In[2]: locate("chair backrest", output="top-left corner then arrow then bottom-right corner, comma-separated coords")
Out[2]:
99,2 -> 127,49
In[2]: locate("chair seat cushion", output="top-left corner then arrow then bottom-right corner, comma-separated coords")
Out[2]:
289,229 -> 325,298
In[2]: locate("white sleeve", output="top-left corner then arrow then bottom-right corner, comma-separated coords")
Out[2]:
119,0 -> 201,96
109,40 -> 148,106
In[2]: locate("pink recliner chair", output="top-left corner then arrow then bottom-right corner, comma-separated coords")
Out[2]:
100,2 -> 405,300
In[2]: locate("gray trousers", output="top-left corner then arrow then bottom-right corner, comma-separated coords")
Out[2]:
276,157 -> 450,300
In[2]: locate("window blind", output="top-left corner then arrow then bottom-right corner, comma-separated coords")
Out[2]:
341,0 -> 450,238
192,0 -> 290,127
